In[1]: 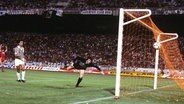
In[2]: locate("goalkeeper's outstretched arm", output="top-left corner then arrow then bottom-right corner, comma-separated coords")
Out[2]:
87,63 -> 104,75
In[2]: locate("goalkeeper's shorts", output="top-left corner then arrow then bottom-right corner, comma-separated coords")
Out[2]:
74,63 -> 86,70
15,58 -> 25,66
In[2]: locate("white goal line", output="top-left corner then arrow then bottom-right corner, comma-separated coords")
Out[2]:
72,85 -> 174,104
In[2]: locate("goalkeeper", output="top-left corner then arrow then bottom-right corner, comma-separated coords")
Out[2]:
67,56 -> 104,87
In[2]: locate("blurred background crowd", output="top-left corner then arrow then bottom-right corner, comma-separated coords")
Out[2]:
1,32 -> 183,68
0,0 -> 183,10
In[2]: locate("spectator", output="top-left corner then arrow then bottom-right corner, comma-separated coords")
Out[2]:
0,31 -> 171,69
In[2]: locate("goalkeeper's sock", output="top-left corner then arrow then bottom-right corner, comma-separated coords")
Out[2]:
75,77 -> 83,87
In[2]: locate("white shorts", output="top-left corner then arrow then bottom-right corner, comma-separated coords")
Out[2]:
15,59 -> 25,66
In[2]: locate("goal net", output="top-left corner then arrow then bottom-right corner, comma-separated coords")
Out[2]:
115,8 -> 184,98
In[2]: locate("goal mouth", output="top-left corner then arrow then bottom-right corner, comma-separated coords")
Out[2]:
115,8 -> 184,98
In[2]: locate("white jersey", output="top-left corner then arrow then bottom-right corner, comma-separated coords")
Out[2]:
14,46 -> 25,66
14,46 -> 24,59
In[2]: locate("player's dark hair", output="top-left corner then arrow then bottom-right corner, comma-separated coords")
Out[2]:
18,40 -> 23,43
17,40 -> 23,46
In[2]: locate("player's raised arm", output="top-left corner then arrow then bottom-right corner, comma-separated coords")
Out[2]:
0,44 -> 2,51
5,45 -> 7,53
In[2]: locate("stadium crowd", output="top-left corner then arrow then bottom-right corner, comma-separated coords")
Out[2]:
1,32 -> 176,68
70,0 -> 184,9
0,32 -> 117,66
0,0 -> 183,10
0,0 -> 50,10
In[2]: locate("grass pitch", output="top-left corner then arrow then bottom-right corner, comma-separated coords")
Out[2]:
0,69 -> 184,104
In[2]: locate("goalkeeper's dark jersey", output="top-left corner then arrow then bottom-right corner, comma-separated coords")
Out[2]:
73,56 -> 101,71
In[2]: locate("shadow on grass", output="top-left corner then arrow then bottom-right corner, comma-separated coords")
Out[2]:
45,84 -> 75,89
45,84 -> 90,89
104,88 -> 115,95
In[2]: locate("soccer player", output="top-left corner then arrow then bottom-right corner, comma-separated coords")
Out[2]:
67,56 -> 104,87
14,41 -> 26,83
0,44 -> 7,72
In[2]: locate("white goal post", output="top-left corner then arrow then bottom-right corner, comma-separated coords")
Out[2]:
153,33 -> 178,89
115,8 -> 151,98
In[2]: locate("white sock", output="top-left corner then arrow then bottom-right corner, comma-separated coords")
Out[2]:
21,71 -> 26,80
16,72 -> 21,80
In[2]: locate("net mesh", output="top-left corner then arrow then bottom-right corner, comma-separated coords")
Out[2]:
121,11 -> 184,95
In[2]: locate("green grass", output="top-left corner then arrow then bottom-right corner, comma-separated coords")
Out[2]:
0,69 -> 184,104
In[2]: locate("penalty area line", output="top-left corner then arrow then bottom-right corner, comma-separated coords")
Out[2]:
72,85 -> 174,104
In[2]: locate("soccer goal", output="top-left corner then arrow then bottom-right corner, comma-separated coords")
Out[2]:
115,8 -> 184,98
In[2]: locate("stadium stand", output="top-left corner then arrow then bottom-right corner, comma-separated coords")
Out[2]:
66,0 -> 184,9
0,0 -> 184,15
2,32 -> 182,68
0,1 -> 183,68
0,0 -> 50,9
0,32 -> 117,66
0,0 -> 184,10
